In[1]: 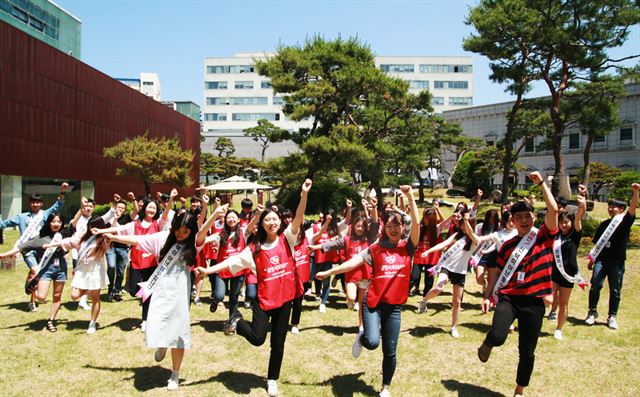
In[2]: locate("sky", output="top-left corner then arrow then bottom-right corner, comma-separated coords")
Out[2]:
56,0 -> 639,108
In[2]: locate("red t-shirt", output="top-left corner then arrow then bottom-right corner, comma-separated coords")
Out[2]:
130,220 -> 159,270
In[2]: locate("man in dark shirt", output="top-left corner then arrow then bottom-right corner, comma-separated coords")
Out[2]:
585,183 -> 639,330
106,200 -> 131,301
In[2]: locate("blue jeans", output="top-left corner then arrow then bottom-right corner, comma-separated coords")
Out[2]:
361,292 -> 402,386
106,247 -> 128,295
214,275 -> 245,318
588,259 -> 625,316
316,262 -> 333,304
245,282 -> 257,302
22,251 -> 38,270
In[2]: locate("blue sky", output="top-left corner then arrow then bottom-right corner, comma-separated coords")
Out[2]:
57,0 -> 639,108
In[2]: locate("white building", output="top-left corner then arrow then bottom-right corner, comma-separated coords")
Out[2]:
116,72 -> 161,101
442,83 -> 640,199
202,53 -> 474,160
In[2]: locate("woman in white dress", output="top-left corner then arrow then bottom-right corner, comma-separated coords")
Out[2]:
104,208 -> 220,391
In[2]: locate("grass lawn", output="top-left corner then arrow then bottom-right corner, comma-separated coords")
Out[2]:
1,227 -> 639,397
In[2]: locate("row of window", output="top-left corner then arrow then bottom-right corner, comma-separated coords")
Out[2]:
206,96 -> 289,106
207,65 -> 255,74
204,113 -> 280,122
511,128 -> 635,152
205,80 -> 272,90
379,64 -> 473,73
1,0 -> 60,40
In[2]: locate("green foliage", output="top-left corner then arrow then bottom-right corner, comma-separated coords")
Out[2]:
103,132 -> 194,195
243,119 -> 291,162
451,147 -> 502,196
581,216 -> 601,238
200,153 -> 263,182
611,171 -> 640,201
571,162 -> 621,197
276,177 -> 360,215
214,137 -> 235,157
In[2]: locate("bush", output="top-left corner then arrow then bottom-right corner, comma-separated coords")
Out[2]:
610,171 -> 640,201
580,216 -> 600,238
275,178 -> 361,215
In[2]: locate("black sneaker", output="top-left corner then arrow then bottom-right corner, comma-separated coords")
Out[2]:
224,313 -> 243,335
210,300 -> 219,313
113,293 -> 123,302
478,343 -> 492,363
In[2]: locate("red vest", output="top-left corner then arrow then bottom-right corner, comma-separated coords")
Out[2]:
293,236 -> 311,297
217,232 -> 246,279
314,231 -> 340,263
344,236 -> 371,283
130,221 -> 159,270
413,234 -> 443,265
254,234 -> 296,311
366,240 -> 412,308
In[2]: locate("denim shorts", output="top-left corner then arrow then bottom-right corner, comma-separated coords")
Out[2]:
40,259 -> 67,282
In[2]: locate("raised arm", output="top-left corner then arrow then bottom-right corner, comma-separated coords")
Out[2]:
400,185 -> 420,246
433,200 -> 444,223
343,198 -> 353,226
128,192 -> 140,220
529,171 -> 558,231
574,185 -> 587,232
197,194 -> 210,228
360,198 -> 370,220
196,203 -> 228,247
471,188 -> 483,215
463,214 -> 481,245
160,189 -> 178,226
245,204 -> 265,238
369,197 -> 379,223
291,179 -> 312,236
629,183 -> 640,217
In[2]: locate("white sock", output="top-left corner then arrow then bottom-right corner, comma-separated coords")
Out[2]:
359,326 -> 364,332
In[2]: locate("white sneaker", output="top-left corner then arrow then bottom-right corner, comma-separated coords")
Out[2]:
28,301 -> 37,312
585,310 -> 598,325
352,331 -> 363,358
140,321 -> 146,333
450,327 -> 460,338
267,379 -> 278,396
291,326 -> 300,334
353,302 -> 359,312
87,321 -> 97,334
154,348 -> 167,362
417,300 -> 428,314
79,295 -> 91,310
379,386 -> 391,397
607,316 -> 618,330
319,304 -> 327,313
554,329 -> 563,340
167,373 -> 179,391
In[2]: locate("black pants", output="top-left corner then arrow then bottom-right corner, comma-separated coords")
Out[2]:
129,266 -> 156,321
290,295 -> 303,325
484,294 -> 545,387
237,300 -> 292,380
410,264 -> 435,296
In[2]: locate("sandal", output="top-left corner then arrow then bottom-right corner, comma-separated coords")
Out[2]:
46,319 -> 57,333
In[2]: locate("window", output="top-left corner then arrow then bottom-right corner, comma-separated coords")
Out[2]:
261,81 -> 272,89
432,97 -> 444,105
272,96 -> 284,105
594,135 -> 605,144
434,81 -> 469,89
409,80 -> 429,90
380,64 -> 415,73
235,81 -> 254,89
207,66 -> 229,74
525,138 -> 535,152
143,81 -> 154,86
419,64 -> 473,73
448,97 -> 473,105
230,65 -> 254,74
569,133 -> 580,149
232,113 -> 279,121
206,97 -> 228,105
620,127 -> 633,142
205,81 -> 228,90
486,140 -> 494,147
204,113 -> 227,121
231,97 -> 268,105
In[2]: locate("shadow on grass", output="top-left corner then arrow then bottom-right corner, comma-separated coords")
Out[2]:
441,379 -> 507,396
459,321 -> 492,333
85,364 -> 172,391
406,325 -> 445,337
186,370 -> 264,393
464,290 -> 485,298
103,317 -> 141,332
288,371 -> 377,397
0,301 -> 30,313
565,315 -> 609,327
303,324 -> 358,336
192,319 -> 227,333
0,318 -> 48,331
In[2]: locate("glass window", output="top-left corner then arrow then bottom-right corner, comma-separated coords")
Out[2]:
207,65 -> 229,74
206,97 -> 228,105
230,97 -> 268,105
486,140 -> 494,147
525,138 -> 535,152
434,81 -> 469,89
261,81 -> 272,89
235,81 -> 254,89
432,97 -> 444,105
204,113 -> 227,121
205,81 -> 228,90
620,127 -> 633,142
419,64 -> 473,73
448,97 -> 473,105
594,135 -> 605,144
569,133 -> 580,149
409,80 -> 429,90
272,96 -> 284,105
229,65 -> 255,74
380,64 -> 415,73
231,113 -> 278,121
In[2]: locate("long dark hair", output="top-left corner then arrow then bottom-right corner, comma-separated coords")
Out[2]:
481,209 -> 500,236
251,208 -> 281,255
419,208 -> 438,246
452,209 -> 474,251
219,210 -> 242,251
349,215 -> 369,242
81,215 -> 110,258
558,211 -> 576,232
325,209 -> 339,236
139,200 -> 160,221
39,213 -> 65,238
158,211 -> 198,265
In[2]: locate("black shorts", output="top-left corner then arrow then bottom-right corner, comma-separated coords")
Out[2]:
551,266 -> 575,289
440,268 -> 466,287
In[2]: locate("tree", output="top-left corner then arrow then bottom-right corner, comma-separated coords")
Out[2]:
243,119 -> 290,163
610,171 -> 640,201
214,137 -> 236,157
200,153 -> 263,182
442,134 -> 483,190
573,162 -> 621,198
466,0 -> 640,198
104,132 -> 194,195
451,147 -> 502,196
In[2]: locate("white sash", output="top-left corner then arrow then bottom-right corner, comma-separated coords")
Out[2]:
78,235 -> 97,264
553,235 -> 588,289
136,243 -> 185,302
33,233 -> 63,276
469,241 -> 490,268
428,237 -> 466,276
492,228 -> 538,301
14,211 -> 44,249
587,214 -> 624,265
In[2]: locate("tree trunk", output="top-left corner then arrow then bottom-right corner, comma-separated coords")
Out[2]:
447,150 -> 467,189
500,93 -> 524,203
261,146 -> 267,164
582,133 -> 595,188
414,170 -> 425,203
143,180 -> 151,196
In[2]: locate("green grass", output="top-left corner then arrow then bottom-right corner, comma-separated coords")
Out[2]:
1,229 -> 639,396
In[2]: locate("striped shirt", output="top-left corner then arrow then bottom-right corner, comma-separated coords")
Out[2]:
490,224 -> 558,297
